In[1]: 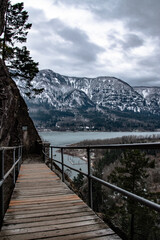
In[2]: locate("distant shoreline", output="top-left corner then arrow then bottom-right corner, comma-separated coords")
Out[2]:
38,129 -> 160,133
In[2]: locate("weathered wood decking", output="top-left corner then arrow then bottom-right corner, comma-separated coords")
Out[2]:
0,163 -> 121,239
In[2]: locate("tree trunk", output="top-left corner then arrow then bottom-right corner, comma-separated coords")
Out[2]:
0,0 -> 8,36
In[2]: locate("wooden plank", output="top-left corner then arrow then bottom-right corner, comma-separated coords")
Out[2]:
2,215 -> 98,230
90,236 -> 121,240
4,207 -> 92,221
1,219 -> 108,236
6,201 -> 84,213
1,224 -> 114,240
8,194 -> 80,206
4,205 -> 91,219
0,163 -> 121,240
3,212 -> 96,225
6,199 -> 83,210
37,230 -> 119,240
11,191 -> 74,199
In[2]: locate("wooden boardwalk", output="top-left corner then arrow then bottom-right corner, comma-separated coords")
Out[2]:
0,163 -> 121,240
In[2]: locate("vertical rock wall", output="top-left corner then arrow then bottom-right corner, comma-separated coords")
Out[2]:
0,59 -> 41,152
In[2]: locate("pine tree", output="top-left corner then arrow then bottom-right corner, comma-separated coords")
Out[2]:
0,1 -> 42,96
10,46 -> 43,97
92,156 -> 105,212
107,149 -> 159,240
0,1 -> 31,61
73,169 -> 84,190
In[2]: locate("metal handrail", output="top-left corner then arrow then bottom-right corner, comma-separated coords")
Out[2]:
43,142 -> 160,212
0,145 -> 23,228
0,146 -> 23,151
51,141 -> 160,149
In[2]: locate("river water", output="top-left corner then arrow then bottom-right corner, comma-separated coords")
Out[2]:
39,131 -> 160,146
39,131 -> 160,179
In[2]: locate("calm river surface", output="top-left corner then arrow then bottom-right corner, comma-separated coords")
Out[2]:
39,131 -> 160,179
39,131 -> 160,146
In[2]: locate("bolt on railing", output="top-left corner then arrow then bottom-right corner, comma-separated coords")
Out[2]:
43,142 -> 160,213
0,146 -> 23,228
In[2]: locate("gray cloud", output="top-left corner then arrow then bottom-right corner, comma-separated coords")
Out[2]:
124,75 -> 160,87
56,26 -> 104,62
22,0 -> 160,86
29,17 -> 104,63
120,0 -> 160,37
27,16 -> 105,76
139,56 -> 160,69
108,32 -> 144,50
56,0 -> 160,40
26,7 -> 47,23
120,34 -> 144,49
90,0 -> 160,37
137,52 -> 160,82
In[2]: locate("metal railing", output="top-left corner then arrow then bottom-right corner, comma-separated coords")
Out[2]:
0,146 -> 23,227
43,142 -> 160,212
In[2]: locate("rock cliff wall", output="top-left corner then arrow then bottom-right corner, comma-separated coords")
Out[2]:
0,59 -> 41,153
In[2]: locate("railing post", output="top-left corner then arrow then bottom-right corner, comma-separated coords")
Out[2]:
18,147 -> 20,173
43,145 -> 46,162
51,147 -> 53,171
20,146 -> 23,165
13,148 -> 16,185
0,149 -> 4,227
87,147 -> 93,209
61,148 -> 64,182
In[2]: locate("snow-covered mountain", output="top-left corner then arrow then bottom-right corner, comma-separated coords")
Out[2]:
25,69 -> 147,111
134,86 -> 160,114
16,69 -> 160,131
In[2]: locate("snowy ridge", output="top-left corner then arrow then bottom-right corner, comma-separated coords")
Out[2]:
15,69 -> 160,130
22,69 -> 155,113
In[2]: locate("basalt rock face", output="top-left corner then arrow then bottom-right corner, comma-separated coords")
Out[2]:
0,59 -> 41,153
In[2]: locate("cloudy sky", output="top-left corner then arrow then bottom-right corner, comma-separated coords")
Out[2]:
11,0 -> 160,86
